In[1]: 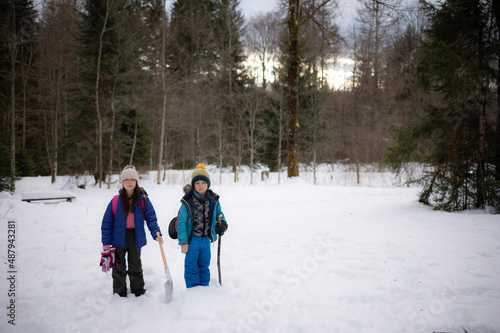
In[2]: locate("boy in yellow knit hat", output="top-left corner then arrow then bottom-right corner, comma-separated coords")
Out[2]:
176,164 -> 228,288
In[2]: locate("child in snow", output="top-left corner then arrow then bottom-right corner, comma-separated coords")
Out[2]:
100,165 -> 163,297
177,164 -> 228,288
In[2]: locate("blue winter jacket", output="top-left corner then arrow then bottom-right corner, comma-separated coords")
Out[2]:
177,189 -> 226,246
101,191 -> 161,249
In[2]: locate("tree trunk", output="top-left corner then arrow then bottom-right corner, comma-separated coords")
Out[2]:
287,0 -> 300,178
248,91 -> 259,185
278,86 -> 284,184
130,114 -> 138,165
10,3 -> 17,193
10,47 -> 16,193
218,121 -> 223,184
52,68 -> 61,184
21,51 -> 32,151
95,0 -> 110,188
158,0 -> 167,185
497,55 -> 500,181
493,0 -> 500,180
107,80 -> 117,189
374,0 -> 380,92
477,88 -> 486,209
226,4 -> 238,183
352,46 -> 360,184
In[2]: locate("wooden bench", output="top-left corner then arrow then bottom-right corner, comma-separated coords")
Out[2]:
22,191 -> 76,203
22,196 -> 75,203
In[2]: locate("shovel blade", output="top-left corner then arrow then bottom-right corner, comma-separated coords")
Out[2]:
164,268 -> 173,303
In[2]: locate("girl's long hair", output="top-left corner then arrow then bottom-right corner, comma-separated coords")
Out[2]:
120,184 -> 146,215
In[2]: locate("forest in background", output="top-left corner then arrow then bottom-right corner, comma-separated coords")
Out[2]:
1,0 -> 499,212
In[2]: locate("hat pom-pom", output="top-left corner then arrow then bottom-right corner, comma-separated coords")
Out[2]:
196,163 -> 206,170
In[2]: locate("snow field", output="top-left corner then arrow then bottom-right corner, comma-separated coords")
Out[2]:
0,168 -> 499,333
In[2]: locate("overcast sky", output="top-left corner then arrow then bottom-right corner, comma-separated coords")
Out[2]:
239,0 -> 359,26
239,0 -> 280,18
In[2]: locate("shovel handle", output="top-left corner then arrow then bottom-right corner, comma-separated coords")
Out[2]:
157,232 -> 168,270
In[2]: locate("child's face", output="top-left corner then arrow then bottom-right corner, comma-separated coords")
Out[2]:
122,179 -> 137,192
194,180 -> 208,196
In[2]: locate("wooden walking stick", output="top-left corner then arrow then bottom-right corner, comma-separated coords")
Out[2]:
217,214 -> 223,286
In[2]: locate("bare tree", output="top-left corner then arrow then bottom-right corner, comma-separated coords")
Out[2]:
157,0 -> 168,184
9,2 -> 17,192
242,88 -> 264,184
225,1 -> 237,182
287,0 -> 301,178
94,0 -> 110,188
356,0 -> 400,91
38,0 -> 78,183
246,12 -> 280,89
271,81 -> 286,184
300,0 -> 340,184
245,10 -> 287,182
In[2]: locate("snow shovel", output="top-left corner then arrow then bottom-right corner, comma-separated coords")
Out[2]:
217,214 -> 223,286
157,232 -> 173,303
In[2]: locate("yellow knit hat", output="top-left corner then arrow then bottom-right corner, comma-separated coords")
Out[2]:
191,164 -> 210,188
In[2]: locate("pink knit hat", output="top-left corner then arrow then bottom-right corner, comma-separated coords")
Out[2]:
120,165 -> 139,182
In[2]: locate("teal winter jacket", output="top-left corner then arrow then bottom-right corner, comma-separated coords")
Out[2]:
177,189 -> 226,245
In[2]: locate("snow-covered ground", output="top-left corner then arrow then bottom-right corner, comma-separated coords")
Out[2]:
0,166 -> 499,333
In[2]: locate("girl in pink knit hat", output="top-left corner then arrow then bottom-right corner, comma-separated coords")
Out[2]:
100,165 -> 164,297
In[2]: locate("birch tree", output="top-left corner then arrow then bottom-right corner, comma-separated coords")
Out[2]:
246,12 -> 280,89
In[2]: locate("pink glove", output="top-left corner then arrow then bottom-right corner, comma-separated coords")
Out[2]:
100,247 -> 120,272
100,249 -> 112,273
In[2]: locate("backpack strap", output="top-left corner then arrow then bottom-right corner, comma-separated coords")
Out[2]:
112,195 -> 120,218
112,194 -> 146,219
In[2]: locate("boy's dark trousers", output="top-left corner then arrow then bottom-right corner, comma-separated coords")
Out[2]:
112,228 -> 145,296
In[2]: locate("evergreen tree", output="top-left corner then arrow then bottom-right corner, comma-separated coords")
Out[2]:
168,0 -> 250,174
169,0 -> 218,79
0,0 -> 38,191
386,0 -> 500,212
168,0 -> 218,165
214,0 -> 250,178
65,0 -> 152,179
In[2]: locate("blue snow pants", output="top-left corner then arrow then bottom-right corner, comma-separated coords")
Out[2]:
184,234 -> 211,288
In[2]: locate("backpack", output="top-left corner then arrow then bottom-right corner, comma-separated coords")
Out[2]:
168,210 -> 180,239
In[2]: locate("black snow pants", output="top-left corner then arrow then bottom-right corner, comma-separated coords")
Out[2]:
112,228 -> 145,296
